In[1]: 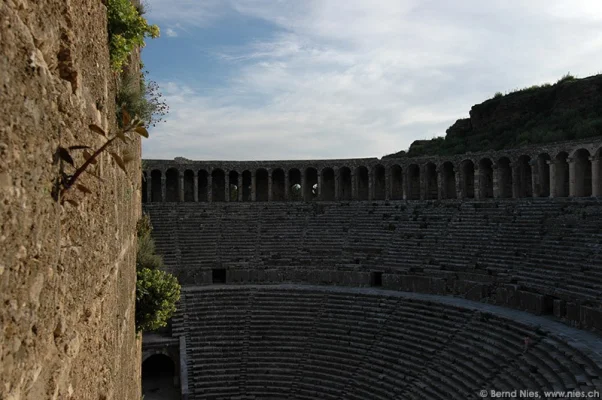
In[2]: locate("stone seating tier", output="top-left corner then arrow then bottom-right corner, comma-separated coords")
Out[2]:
174,286 -> 602,400
144,199 -> 602,332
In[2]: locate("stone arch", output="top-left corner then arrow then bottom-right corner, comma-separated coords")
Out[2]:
165,168 -> 179,202
373,164 -> 386,200
272,168 -> 285,201
497,157 -> 512,198
242,170 -> 252,202
390,165 -> 403,200
460,160 -> 475,199
407,164 -> 420,200
150,170 -> 162,202
339,167 -> 352,200
535,153 -> 551,197
183,170 -> 194,202
142,172 -> 148,203
572,149 -> 592,197
441,162 -> 456,199
424,163 -> 438,200
304,167 -> 318,201
212,169 -> 226,202
478,158 -> 494,199
356,166 -> 369,200
289,168 -> 302,201
321,168 -> 335,201
256,168 -> 269,201
229,170 -> 239,202
142,353 -> 180,399
515,155 -> 533,198
198,170 -> 209,202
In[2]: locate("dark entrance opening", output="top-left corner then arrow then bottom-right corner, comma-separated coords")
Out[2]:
142,354 -> 180,400
212,268 -> 226,284
371,271 -> 383,287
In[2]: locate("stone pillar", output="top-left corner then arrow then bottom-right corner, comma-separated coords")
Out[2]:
251,172 -> 256,202
334,168 -> 340,201
419,165 -> 426,200
568,158 -> 576,197
436,168 -> 444,200
160,174 -> 166,202
454,170 -> 461,199
207,170 -> 213,202
300,171 -> 306,202
592,157 -> 601,197
317,172 -> 322,201
402,169 -> 409,200
268,170 -> 273,202
284,171 -> 290,201
492,164 -> 500,199
511,163 -> 519,199
224,170 -> 230,202
179,171 -> 185,202
385,167 -> 391,200
237,174 -> 243,202
547,161 -> 556,198
145,171 -> 152,203
473,166 -> 480,200
193,171 -> 199,202
351,171 -> 357,200
367,168 -> 373,201
531,163 -> 538,198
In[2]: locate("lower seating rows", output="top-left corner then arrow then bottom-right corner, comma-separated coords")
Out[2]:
175,286 -> 602,400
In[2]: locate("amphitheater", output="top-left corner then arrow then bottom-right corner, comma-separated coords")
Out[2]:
141,137 -> 602,400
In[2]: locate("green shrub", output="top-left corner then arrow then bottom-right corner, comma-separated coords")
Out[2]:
557,72 -> 576,84
493,92 -> 503,98
107,0 -> 160,71
116,71 -> 169,127
136,267 -> 181,332
135,214 -> 180,332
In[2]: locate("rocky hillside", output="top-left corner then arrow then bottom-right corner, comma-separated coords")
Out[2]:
385,74 -> 602,158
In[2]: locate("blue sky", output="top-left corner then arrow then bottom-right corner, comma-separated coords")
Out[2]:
141,0 -> 602,161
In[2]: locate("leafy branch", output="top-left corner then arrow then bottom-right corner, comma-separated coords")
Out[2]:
53,108 -> 149,205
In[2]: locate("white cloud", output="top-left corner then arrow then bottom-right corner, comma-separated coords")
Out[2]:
143,0 -> 602,160
164,28 -> 178,37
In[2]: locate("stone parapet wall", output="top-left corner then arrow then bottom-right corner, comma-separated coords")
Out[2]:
145,199 -> 602,333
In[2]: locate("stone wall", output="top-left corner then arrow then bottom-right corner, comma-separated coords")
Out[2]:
145,199 -> 602,333
143,137 -> 602,203
1,1 -> 141,399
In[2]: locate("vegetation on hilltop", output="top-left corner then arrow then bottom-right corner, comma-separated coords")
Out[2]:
385,73 -> 602,158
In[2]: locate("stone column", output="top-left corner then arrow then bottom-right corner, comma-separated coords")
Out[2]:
510,163 -> 520,199
473,166 -> 480,200
193,171 -> 199,202
454,169 -> 461,199
224,170 -> 230,202
207,170 -> 213,202
531,163 -> 538,198
419,165 -> 426,200
367,168 -> 373,201
385,167 -> 391,200
592,157 -> 600,197
568,158 -> 576,197
160,174 -> 166,202
402,169 -> 409,200
436,168 -> 444,200
145,171 -> 152,202
351,171 -> 357,200
268,170 -> 273,202
284,171 -> 290,201
300,171 -> 306,202
492,164 -> 500,199
179,171 -> 185,202
334,167 -> 340,201
251,171 -> 257,202
237,173 -> 243,202
317,172 -> 322,201
547,161 -> 556,198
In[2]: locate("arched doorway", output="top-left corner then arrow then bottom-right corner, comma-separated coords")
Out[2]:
142,354 -> 180,400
